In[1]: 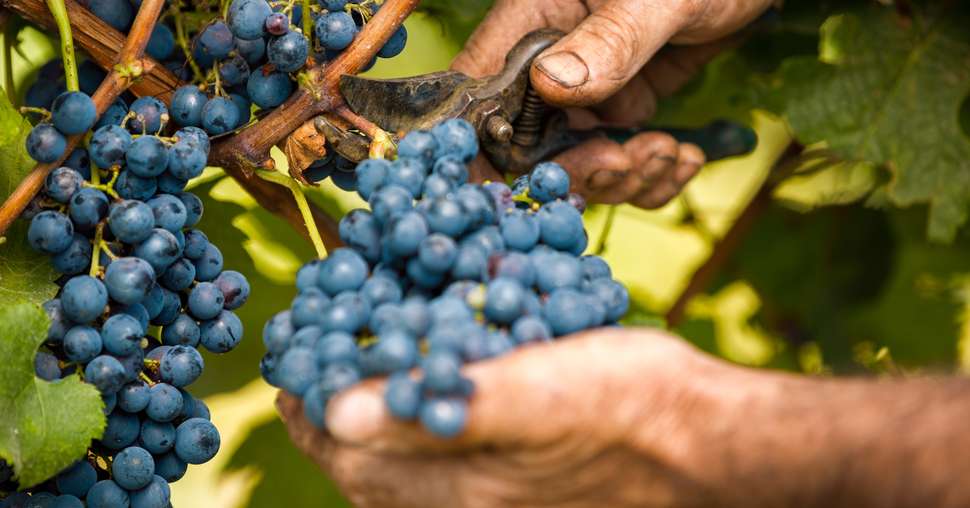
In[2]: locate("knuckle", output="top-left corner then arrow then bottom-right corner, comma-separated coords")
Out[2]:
581,9 -> 642,79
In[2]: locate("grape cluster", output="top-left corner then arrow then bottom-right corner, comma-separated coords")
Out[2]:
9,123 -> 249,507
261,119 -> 629,438
166,0 -> 407,137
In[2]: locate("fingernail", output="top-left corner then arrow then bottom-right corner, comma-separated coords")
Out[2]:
326,389 -> 385,444
535,51 -> 589,89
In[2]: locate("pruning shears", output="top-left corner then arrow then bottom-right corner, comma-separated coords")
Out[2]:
319,29 -> 756,173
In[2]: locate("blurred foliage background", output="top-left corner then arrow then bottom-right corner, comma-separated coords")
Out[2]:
3,0 -> 970,505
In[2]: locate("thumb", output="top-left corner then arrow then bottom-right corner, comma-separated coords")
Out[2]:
530,1 -> 692,107
323,329 -> 677,455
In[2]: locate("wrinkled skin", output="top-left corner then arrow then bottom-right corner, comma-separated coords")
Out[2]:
457,0 -> 773,208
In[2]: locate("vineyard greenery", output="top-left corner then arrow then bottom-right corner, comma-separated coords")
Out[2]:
2,0 -> 970,506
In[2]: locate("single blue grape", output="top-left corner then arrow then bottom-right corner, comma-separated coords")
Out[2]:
139,420 -> 175,455
543,288 -> 592,335
360,275 -> 402,306
179,192 -> 205,227
153,452 -> 187,483
26,123 -> 66,163
528,161 -> 570,203
511,314 -> 552,343
384,210 -> 429,257
268,31 -> 308,73
44,166 -> 82,203
419,397 -> 467,438
112,446 -> 155,490
265,11 -> 289,35
227,0 -> 272,40
89,124 -> 132,168
84,355 -> 127,394
431,119 -> 478,162
103,256 -> 156,305
188,282 -> 225,320
147,194 -> 188,233
405,258 -> 445,289
196,21 -> 236,61
147,23 -> 176,60
417,233 -> 457,273
119,302 -> 149,332
421,350 -> 463,394
128,96 -> 168,134
133,228 -> 182,273
354,158 -> 389,201
108,200 -> 154,243
201,96 -> 240,136
85,480 -> 130,508
338,209 -> 382,264
126,135 -> 170,177
586,278 -> 629,323
55,460 -> 96,498
213,270 -> 250,310
48,233 -> 90,276
159,257 -> 196,291
228,92 -> 252,128
290,290 -> 329,328
174,418 -> 220,464
170,85 -> 207,127
117,381 -> 150,413
484,277 -> 526,324
63,187 -> 106,232
129,475 -> 170,508
51,91 -> 97,135
488,251 -> 536,287
369,328 -> 417,374
314,331 -> 358,366
162,313 -> 201,347
499,209 -> 540,251
432,155 -> 469,186
85,0 -> 132,31
383,372 -> 421,420
368,184 -> 413,226
317,248 -> 368,295
61,275 -> 107,323
167,137 -> 208,180
315,11 -> 357,51
219,54 -> 251,88
247,69 -> 293,108
200,310 -> 243,353
160,345 -> 204,387
330,165 -> 358,191
451,245 -> 487,280
320,292 -> 369,333
424,197 -> 469,238
538,200 -> 584,251
63,325 -> 102,363
101,313 -> 143,356
387,157 -> 428,198
535,251 -> 582,293
147,383 -> 183,422
100,409 -> 139,449
34,351 -> 60,381
397,130 -> 437,164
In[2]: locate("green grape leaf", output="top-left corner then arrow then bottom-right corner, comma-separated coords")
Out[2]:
0,303 -> 105,489
0,91 -> 57,308
416,0 -> 493,46
775,5 -> 970,242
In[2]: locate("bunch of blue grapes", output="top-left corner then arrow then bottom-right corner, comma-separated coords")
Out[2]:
5,120 -> 250,507
163,0 -> 407,138
260,119 -> 629,438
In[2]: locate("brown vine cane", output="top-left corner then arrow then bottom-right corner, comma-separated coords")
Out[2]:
0,0 -> 166,238
0,0 -> 420,249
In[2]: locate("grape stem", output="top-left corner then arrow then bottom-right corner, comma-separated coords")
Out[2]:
258,170 -> 328,259
1,12 -> 16,104
593,206 -> 617,256
301,0 -> 312,41
0,0 -> 166,237
171,1 -> 203,82
88,223 -> 104,277
46,0 -> 79,91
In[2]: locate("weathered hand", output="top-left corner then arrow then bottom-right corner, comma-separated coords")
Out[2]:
278,328 -> 747,508
458,0 -> 773,208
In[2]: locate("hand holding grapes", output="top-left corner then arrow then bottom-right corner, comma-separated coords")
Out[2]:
456,0 -> 774,207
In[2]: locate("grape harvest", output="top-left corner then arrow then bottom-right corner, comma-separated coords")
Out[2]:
261,119 -> 630,437
9,106 -> 249,506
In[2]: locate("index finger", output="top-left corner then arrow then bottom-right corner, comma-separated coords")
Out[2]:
450,0 -> 587,77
